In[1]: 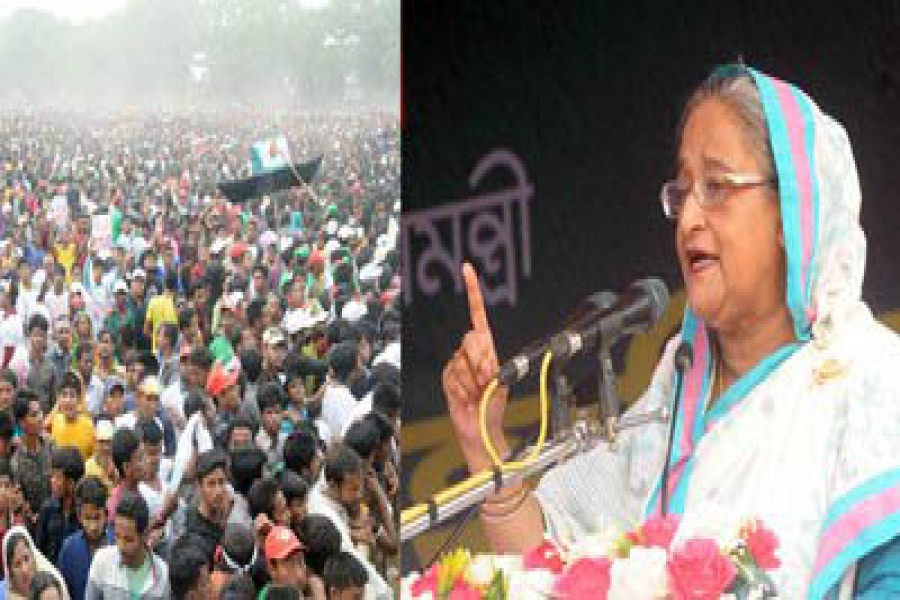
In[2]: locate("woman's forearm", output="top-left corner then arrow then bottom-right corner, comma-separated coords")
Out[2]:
480,485 -> 546,554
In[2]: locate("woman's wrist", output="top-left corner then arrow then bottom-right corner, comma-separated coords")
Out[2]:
461,428 -> 509,474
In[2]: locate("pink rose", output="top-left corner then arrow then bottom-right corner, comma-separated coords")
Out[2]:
448,580 -> 483,600
410,565 -> 439,597
524,540 -> 566,574
667,538 -> 737,600
552,557 -> 611,600
638,514 -> 681,551
744,520 -> 781,570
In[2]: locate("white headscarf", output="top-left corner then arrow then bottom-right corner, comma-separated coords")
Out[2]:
1,526 -> 69,600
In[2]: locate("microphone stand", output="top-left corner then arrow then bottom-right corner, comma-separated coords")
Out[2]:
597,344 -> 621,449
399,406 -> 669,542
550,361 -> 574,440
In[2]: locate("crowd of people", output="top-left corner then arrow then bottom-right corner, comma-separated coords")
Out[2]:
0,109 -> 401,599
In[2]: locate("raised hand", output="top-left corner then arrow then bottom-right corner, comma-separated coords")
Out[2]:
441,263 -> 510,471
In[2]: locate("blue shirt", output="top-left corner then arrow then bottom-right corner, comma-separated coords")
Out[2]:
56,528 -> 114,600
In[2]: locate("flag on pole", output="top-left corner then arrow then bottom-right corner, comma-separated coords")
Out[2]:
217,156 -> 322,204
250,135 -> 290,175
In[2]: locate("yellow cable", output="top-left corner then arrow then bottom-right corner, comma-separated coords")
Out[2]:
401,351 -> 555,529
478,379 -> 502,466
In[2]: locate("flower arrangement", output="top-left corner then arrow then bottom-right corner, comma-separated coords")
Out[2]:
403,516 -> 780,599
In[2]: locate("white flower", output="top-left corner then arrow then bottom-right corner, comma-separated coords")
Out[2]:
567,526 -> 622,560
507,568 -> 555,600
467,553 -> 523,586
674,504 -> 744,550
607,547 -> 669,600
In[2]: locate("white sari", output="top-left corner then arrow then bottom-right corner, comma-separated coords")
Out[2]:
535,66 -> 900,599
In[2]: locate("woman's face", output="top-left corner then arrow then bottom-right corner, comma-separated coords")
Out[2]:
675,98 -> 786,333
10,538 -> 35,593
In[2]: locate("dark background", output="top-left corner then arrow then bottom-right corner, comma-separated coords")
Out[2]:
401,0 -> 900,571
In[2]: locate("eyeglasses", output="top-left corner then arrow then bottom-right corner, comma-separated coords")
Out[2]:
660,171 -> 776,220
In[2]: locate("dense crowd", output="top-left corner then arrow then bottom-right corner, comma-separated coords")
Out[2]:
0,109 -> 401,599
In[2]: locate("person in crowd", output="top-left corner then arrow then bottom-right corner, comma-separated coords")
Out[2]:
144,274 -> 178,356
255,383 -> 288,470
35,447 -> 84,563
259,526 -> 308,599
0,526 -> 68,600
28,570 -> 67,600
84,492 -> 170,598
83,421 -> 117,493
208,523 -> 265,597
317,342 -> 359,446
106,428 -> 145,536
47,373 -> 94,462
324,551 -> 368,600
167,535 -> 212,600
11,390 -> 51,522
0,459 -> 29,573
182,449 -> 231,561
9,315 -> 57,405
55,477 -> 111,600
283,425 -> 323,484
279,470 -> 309,535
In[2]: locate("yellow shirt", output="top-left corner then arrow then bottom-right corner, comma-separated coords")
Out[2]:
54,243 -> 77,283
145,293 -> 177,354
50,413 -> 95,460
85,456 -> 115,491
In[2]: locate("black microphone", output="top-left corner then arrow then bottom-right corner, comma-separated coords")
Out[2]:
661,341 -> 693,516
497,291 -> 618,387
549,278 -> 670,360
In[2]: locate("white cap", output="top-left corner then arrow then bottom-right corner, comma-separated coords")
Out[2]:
324,239 -> 340,255
337,224 -> 354,240
283,309 -> 312,334
359,262 -> 383,282
210,238 -> 228,255
71,282 -> 84,294
341,299 -> 368,323
114,280 -> 128,293
131,268 -> 147,280
325,219 -> 338,236
259,230 -> 278,247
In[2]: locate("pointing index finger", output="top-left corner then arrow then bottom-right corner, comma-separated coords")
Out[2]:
462,262 -> 489,332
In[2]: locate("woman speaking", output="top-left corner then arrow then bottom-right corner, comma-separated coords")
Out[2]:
441,64 -> 900,598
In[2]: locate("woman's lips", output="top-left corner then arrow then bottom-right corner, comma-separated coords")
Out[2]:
685,249 -> 719,275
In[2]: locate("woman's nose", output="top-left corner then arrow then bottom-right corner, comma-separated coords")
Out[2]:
677,187 -> 706,232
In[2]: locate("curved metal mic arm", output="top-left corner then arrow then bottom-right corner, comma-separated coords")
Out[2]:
400,406 -> 669,543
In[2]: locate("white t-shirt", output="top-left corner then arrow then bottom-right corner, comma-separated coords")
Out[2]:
43,289 -> 69,326
319,383 -> 357,445
372,341 -> 400,370
0,310 -> 24,360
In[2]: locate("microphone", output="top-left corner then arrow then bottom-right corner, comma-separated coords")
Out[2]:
661,341 -> 693,516
550,278 -> 670,360
497,291 -> 618,387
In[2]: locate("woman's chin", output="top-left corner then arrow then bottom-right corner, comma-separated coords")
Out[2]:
685,290 -> 722,326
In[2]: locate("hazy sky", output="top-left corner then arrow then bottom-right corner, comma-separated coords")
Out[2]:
0,0 -> 331,24
0,0 -> 127,24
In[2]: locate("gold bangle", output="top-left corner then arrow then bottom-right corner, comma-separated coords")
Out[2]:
480,487 -> 530,521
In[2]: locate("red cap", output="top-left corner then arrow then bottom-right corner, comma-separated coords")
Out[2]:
307,250 -> 324,268
230,242 -> 248,259
265,526 -> 303,561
